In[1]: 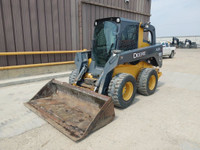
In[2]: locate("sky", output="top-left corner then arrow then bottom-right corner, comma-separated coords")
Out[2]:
150,0 -> 200,37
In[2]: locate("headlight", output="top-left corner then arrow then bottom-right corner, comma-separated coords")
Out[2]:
116,18 -> 120,23
94,21 -> 98,26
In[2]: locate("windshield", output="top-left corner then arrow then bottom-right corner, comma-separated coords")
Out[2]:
93,21 -> 117,67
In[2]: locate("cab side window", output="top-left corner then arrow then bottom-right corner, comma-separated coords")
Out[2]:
119,25 -> 138,50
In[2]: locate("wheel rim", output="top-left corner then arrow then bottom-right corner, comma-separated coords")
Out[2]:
122,81 -> 134,101
148,75 -> 156,90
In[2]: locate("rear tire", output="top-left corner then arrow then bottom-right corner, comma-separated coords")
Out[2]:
137,68 -> 158,96
169,51 -> 174,58
69,69 -> 78,84
108,73 -> 137,108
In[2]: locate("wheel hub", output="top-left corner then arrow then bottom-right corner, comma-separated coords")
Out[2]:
122,82 -> 134,101
148,75 -> 156,90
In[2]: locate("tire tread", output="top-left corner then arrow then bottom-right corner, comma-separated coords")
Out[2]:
108,73 -> 135,108
137,68 -> 157,96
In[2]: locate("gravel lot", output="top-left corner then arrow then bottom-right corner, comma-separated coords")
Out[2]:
0,49 -> 200,150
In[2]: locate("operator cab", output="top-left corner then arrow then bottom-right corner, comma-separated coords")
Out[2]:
92,17 -> 139,67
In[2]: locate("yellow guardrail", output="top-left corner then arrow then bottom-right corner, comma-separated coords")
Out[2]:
0,49 -> 87,70
0,50 -> 86,56
0,61 -> 75,70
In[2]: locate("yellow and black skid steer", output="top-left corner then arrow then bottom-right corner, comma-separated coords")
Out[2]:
25,17 -> 163,141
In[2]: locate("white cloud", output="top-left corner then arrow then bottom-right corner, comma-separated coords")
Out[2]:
150,0 -> 200,37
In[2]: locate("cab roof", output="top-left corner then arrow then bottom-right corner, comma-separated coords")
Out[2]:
95,17 -> 140,24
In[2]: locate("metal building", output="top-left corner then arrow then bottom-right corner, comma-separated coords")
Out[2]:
0,0 -> 151,67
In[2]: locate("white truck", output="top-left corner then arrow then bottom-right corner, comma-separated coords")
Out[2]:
162,42 -> 176,58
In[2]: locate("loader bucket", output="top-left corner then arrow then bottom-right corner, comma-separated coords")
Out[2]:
25,79 -> 115,141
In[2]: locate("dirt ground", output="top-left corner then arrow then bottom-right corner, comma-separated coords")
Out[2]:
0,49 -> 200,150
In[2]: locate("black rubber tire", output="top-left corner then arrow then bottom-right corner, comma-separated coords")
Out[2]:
137,68 -> 158,96
169,51 -> 174,58
69,69 -> 78,84
108,73 -> 137,108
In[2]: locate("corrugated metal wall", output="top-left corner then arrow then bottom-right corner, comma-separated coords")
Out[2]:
0,0 -> 151,67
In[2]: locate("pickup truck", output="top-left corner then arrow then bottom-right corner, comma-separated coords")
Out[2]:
162,42 -> 176,58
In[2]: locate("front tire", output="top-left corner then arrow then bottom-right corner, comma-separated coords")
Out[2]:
108,73 -> 137,108
137,68 -> 158,96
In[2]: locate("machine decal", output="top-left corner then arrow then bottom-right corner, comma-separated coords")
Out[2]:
133,51 -> 146,59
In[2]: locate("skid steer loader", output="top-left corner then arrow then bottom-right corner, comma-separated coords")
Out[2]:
25,17 -> 163,141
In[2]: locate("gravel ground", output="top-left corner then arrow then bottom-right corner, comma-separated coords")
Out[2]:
0,49 -> 200,150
